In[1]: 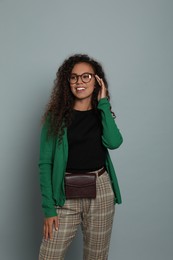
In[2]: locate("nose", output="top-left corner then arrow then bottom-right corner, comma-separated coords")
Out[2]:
76,75 -> 83,84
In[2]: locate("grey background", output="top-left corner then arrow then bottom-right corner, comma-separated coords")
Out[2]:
0,0 -> 172,259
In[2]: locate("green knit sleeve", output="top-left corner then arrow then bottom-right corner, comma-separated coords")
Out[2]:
38,119 -> 57,217
97,98 -> 123,149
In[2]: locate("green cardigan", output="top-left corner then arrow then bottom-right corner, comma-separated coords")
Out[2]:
39,98 -> 123,217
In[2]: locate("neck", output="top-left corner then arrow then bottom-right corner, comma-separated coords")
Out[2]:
73,99 -> 92,111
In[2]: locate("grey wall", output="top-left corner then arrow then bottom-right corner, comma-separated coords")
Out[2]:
0,0 -> 173,259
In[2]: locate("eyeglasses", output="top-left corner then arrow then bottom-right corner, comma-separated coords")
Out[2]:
68,73 -> 95,84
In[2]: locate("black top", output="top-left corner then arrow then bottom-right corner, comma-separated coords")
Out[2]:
66,109 -> 106,172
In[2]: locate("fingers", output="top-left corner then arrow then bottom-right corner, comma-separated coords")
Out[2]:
95,75 -> 107,100
44,218 -> 52,240
43,217 -> 59,240
43,222 -> 48,240
48,221 -> 53,239
95,75 -> 103,87
54,216 -> 59,231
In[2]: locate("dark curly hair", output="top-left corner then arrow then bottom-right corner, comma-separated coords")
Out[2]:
42,54 -> 114,142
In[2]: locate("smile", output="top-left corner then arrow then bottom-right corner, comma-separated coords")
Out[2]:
76,87 -> 85,91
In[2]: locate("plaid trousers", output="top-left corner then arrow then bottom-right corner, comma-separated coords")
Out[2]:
39,170 -> 115,260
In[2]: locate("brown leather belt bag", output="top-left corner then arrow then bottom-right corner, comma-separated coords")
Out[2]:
65,173 -> 96,199
65,167 -> 105,199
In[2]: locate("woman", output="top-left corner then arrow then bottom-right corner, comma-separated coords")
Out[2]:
38,54 -> 123,259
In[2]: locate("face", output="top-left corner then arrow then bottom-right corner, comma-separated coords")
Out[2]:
69,62 -> 96,102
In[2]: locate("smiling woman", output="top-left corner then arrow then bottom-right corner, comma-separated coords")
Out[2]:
38,54 -> 123,260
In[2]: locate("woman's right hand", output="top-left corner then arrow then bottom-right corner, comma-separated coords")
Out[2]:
95,75 -> 107,101
43,216 -> 59,240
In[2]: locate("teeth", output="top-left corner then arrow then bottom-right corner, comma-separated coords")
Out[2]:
77,87 -> 85,90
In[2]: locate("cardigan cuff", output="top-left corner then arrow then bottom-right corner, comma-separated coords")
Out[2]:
43,207 -> 57,218
97,97 -> 110,109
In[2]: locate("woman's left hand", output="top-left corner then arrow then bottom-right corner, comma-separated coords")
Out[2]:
95,75 -> 107,101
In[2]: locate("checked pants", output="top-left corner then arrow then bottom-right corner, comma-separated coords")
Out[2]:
39,170 -> 115,260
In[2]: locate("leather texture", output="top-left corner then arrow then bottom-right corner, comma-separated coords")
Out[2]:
65,173 -> 96,199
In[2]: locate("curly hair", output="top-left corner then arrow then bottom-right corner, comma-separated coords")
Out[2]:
42,54 -> 114,142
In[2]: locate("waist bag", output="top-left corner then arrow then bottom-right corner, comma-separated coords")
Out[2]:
65,173 -> 96,199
